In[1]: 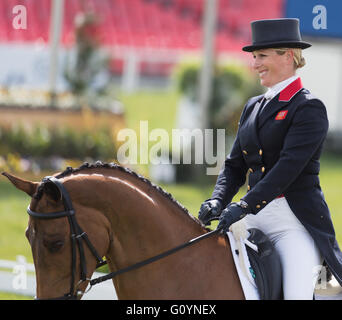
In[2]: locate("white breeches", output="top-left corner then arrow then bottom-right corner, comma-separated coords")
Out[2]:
244,197 -> 322,300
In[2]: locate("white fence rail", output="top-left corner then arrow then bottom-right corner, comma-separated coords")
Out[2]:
1,256 -> 341,300
0,256 -> 117,299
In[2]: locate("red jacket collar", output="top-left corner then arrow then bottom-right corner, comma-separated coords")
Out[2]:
278,77 -> 303,102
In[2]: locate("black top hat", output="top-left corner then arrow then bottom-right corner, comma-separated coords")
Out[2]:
242,18 -> 311,52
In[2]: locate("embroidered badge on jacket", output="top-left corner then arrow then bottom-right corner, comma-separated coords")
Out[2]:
275,110 -> 288,120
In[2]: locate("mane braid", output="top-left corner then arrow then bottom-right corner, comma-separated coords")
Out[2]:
53,161 -> 204,227
33,183 -> 45,200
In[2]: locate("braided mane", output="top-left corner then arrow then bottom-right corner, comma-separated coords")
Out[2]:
34,161 -> 204,227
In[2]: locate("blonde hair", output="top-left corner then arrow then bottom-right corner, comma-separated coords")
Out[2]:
275,48 -> 306,69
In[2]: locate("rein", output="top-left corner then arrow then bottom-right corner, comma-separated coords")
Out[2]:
89,228 -> 220,287
27,176 -> 221,299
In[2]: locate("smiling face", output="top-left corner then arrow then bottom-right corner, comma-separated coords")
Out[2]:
252,48 -> 296,88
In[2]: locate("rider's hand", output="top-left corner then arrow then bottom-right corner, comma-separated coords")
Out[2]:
198,199 -> 222,225
216,201 -> 250,234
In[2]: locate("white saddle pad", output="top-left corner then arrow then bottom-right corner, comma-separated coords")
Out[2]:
227,231 -> 260,300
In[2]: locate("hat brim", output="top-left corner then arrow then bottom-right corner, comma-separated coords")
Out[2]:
242,41 -> 311,52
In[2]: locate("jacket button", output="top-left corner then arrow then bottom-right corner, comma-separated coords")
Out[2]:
256,205 -> 261,209
259,149 -> 263,156
261,167 -> 265,173
247,185 -> 251,191
243,150 -> 248,155
262,201 -> 267,204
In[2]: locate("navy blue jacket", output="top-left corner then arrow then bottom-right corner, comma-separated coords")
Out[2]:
211,78 -> 342,285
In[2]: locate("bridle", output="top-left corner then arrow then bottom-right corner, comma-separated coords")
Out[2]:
27,176 -> 106,300
27,176 -> 221,300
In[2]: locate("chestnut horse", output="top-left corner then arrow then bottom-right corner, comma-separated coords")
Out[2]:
3,162 -> 244,299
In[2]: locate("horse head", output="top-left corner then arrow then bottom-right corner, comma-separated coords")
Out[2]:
2,172 -> 112,299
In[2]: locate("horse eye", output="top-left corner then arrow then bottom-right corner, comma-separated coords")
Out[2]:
43,239 -> 65,253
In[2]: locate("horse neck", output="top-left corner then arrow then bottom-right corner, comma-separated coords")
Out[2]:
105,170 -> 206,260
68,169 -> 206,264
67,169 -> 242,299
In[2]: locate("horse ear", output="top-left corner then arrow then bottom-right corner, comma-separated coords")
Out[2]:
43,181 -> 62,202
2,172 -> 39,197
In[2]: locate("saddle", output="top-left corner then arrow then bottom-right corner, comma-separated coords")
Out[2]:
245,228 -> 283,300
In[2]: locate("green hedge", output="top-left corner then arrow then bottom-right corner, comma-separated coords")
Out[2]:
0,124 -> 116,161
173,59 -> 263,132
